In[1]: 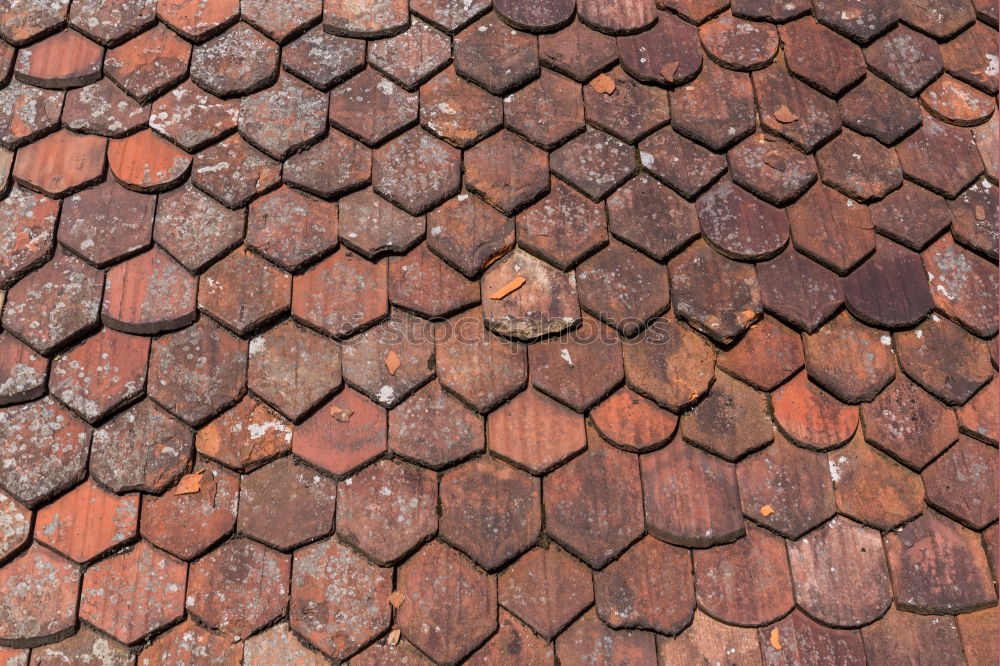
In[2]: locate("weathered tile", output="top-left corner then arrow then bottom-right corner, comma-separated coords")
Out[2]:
488,387 -> 585,474
419,65 -> 502,148
411,0 -> 491,33
681,372 -> 774,461
368,17 -> 451,90
246,186 -> 339,271
815,129 -> 902,202
329,68 -> 418,146
0,185 -> 59,288
923,436 -> 998,529
14,30 -> 103,90
842,238 -> 933,329
238,73 -> 328,160
623,313 -> 716,411
505,68 -> 584,149
108,130 -> 190,194
388,243 -> 479,318
638,126 -> 727,199
138,619 -> 242,665
869,181 -> 952,250
196,396 -> 291,472
941,21 -> 999,95
861,375 -> 958,470
155,184 -> 245,273
242,0 -> 320,42
323,0 -> 409,38
839,73 -> 922,145
619,11 -> 702,85
0,544 -> 80,646
898,0 -> 975,39
575,241 -> 671,336
921,74 -> 995,127
481,249 -> 580,340
949,179 -> 998,260
896,313 -> 993,405
726,134 -> 817,206
282,25 -> 365,90
156,0 -> 239,41
105,24 -> 190,102
293,387 -> 387,477
34,478 -> 138,563
291,247 -> 388,338
577,0 -> 657,34
341,312 -> 435,407
243,624 -> 324,665
373,129 -> 461,216
804,311 -> 895,403
62,78 -> 149,137
30,626 -> 135,666
865,25 -> 944,95
102,247 -> 196,334
717,315 -> 805,390
752,59 -> 842,153
540,22 -> 617,82
191,23 -> 279,97
494,0 -> 574,32
700,12 -> 779,70
0,333 -> 47,406
14,130 -> 106,198
466,130 -> 550,214
192,134 -> 281,208
148,81 -> 240,152
862,608 -> 967,665
670,60 -> 755,152
897,114 -> 984,198
199,248 -> 290,335
787,183 -> 875,275
924,234 -> 998,337
958,377 -> 998,445
498,545 -> 593,639
518,178 -> 608,269
284,132 -> 370,199
813,0 -> 897,42
779,17 -> 866,96
0,0 -> 69,46
454,13 -> 539,95
467,611 -> 555,665
658,611 -> 763,666
607,174 -> 695,262
757,611 -> 866,666
697,176 -> 790,260
771,372 -> 859,450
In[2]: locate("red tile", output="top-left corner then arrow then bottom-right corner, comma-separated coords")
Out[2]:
241,0 -> 320,42
606,173 -> 695,262
454,13 -> 539,95
539,20 -> 618,81
829,432 -> 925,529
291,247 -> 388,338
138,619 -> 242,665
505,68 -> 584,149
862,607 -> 967,665
147,318 -> 248,426
190,23 -> 279,97
921,75 -> 995,126
426,193 -> 514,278
2,250 -> 103,356
0,0 -> 69,46
196,396 -> 291,472
682,372 -> 774,461
329,68 -> 418,146
0,82 -> 64,149
700,12 -> 779,70
694,523 -> 795,626
584,66 -> 671,144
187,538 -> 290,637
388,243 -> 479,318
576,241 -> 671,336
238,74 -> 328,160
498,545 -> 593,639
550,128 -> 635,201
31,626 -> 134,665
148,81 -> 240,152
556,610 -> 657,664
752,59 -> 842,153
238,456 -> 337,550
957,607 -> 999,666
440,456 -> 541,570
488,387 -> 586,474
803,311 -> 895,403
49,327 -> 148,423
192,134 -> 281,208
243,623 -> 326,665
368,17 -> 451,90
336,459 -> 437,564
342,312 -> 435,407
869,181 -> 952,251
0,185 -> 58,288
283,131 -> 371,199
594,536 -> 695,634
813,0 -> 897,42
156,0 -> 239,41
467,610 -> 555,665
249,319 -> 342,422
59,180 -> 154,267
108,130 -> 190,193
642,438 -> 745,547
396,541 -> 497,664
772,372 -> 859,450
727,134 -> 817,206
323,0 -> 409,37
62,78 -> 149,137
465,129 -> 549,214
842,238 -> 933,329
293,387 -> 387,477
757,610 -> 866,666
155,185 -> 247,274
660,0 -> 728,22
282,26 -> 365,90
787,517 -> 892,627
949,179 -> 998,260
481,249 -> 580,340
105,24 -> 190,102
199,248 -> 291,335
544,432 -> 644,567
737,433 -> 837,538
923,234 -> 998,338
815,129 -> 902,203
435,308 -> 527,412
373,129 -> 461,216
350,638 -> 433,665
69,0 -> 156,46
898,0 -> 975,39
658,611 -> 763,665
697,176 -> 790,261
669,240 -> 762,344
141,458 -> 239,560
419,65 -> 502,148
528,315 -> 624,411
246,186 -> 339,271
717,315 -> 805,390
896,314 -> 993,405
0,332 -> 46,406
388,380 -> 484,469
576,0 -> 657,34
14,130 -> 106,198
91,399 -> 193,493
898,115 -> 984,198
102,247 -> 196,335
619,11 -> 702,85
0,544 -> 80,646
36,480 -> 135,563
885,511 -> 997,614
80,541 -> 186,644
942,21 -> 999,95
861,375 -> 958,470
670,60 -> 755,151
865,25 -> 944,95
780,16 -> 865,95
339,188 -> 424,258
591,386 -> 677,452
839,73 -> 922,145
623,313 -> 716,411
14,30 -> 103,89
958,377 -> 998,445
924,436 -> 998,530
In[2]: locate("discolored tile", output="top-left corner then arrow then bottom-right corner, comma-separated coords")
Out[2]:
717,315 -> 805,390
697,176 -> 790,260
190,23 -> 280,97
498,545 -> 593,640
898,0 -> 975,39
196,396 -> 291,472
192,134 -> 281,208
638,126 -> 727,199
861,375 -> 958,470
758,610 -> 866,666
642,439 -> 745,547
658,611 -> 763,665
623,313 -> 716,411
104,24 -> 190,102
373,129 -> 461,216
238,73 -> 328,160
91,399 -> 193,494
0,333 -> 47,406
504,68 -> 584,150
14,30 -> 103,90
30,625 -> 134,666
157,0 -> 239,41
949,179 -> 998,260
488,387 -> 585,474
148,81 -> 240,152
897,114 -> 984,198
0,81 -> 64,150
869,181 -> 952,251
583,66 -> 671,144
367,17 -> 451,91
779,17 -> 865,96
282,25 -> 365,90
920,74 -> 995,127
752,59 -> 842,153
440,456 -> 541,570
0,544 -> 80,646
923,436 -> 999,530
682,372 -> 774,462
336,459 -> 437,564
246,186 -> 339,272
923,234 -> 998,337
618,11 -> 702,85
59,180 -> 154,267
465,130 -> 549,214
341,311 -> 435,407
494,0 -> 574,32
199,248 -> 291,335
539,20 -> 617,81
389,379 -> 484,468
941,21 -> 999,95
958,377 -> 998,446
454,13 -> 539,95
34,478 -> 138,563
576,0 -> 657,35
284,132 -> 371,199
670,60 -> 755,152
323,0 -> 409,38
812,0 -> 897,42
669,240 -> 762,344
388,243 -> 479,318
842,238 -> 933,329
804,311 -> 895,403
518,178 -> 608,269
575,241 -> 671,336
557,610 -> 657,664
772,372 -> 859,450
829,432 -> 925,530
839,73 -> 922,145
62,78 -> 149,138
293,387 -> 387,477
896,313 -> 993,405
480,249 -> 580,340
816,129 -> 902,203
606,173 -> 696,261
726,134 -> 817,206
411,0 -> 491,33
862,607 -> 967,665
329,68 -> 418,146
467,610 -> 555,665
865,25 -> 944,96
241,0 -> 320,42
291,247 -> 388,338
0,0 -> 69,46
0,186 -> 59,289
101,247 -> 196,335
700,12 -> 779,71
138,619 -> 242,665
108,130 -> 189,194
419,65 -> 502,148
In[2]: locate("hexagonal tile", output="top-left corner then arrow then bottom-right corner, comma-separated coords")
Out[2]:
388,380 -> 484,468
504,68 -> 584,149
373,128 -> 462,216
606,174 -> 696,261
328,67 -> 418,145
192,134 -> 281,208
108,129 -> 190,194
104,24 -> 190,103
148,81 -> 240,152
488,387 -> 585,474
585,65 -> 674,141
190,22 -> 279,97
198,248 -> 292,335
156,0 -> 238,41
13,130 -> 106,199
618,10 -> 701,85
622,314 -> 716,411
481,249 -> 580,340
529,315 -> 624,411
58,181 -> 154,267
670,60 -> 755,152
62,78 -> 149,137
34,479 -> 138,563
388,243 -> 480,318
341,311 -> 436,407
196,396 -> 291,472
498,544 -> 593,640
681,372 -> 774,462
575,241 -> 671,336
339,188 -> 424,258
69,0 -> 156,46
0,333 -> 47,407
787,183 -> 876,275
368,17 -> 451,90
0,185 -> 58,288
419,65 -> 502,148
101,247 -> 197,335
517,178 -> 607,270
283,131 -> 371,199
454,13 -> 539,95
282,25 -> 365,90
293,387 -> 387,477
246,186 -> 339,271
0,81 -> 64,150
0,544 -> 80,646
550,128 -> 634,202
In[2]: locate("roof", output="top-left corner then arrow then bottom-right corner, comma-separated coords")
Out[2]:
0,0 -> 997,663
